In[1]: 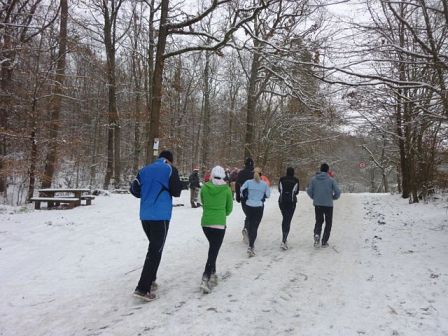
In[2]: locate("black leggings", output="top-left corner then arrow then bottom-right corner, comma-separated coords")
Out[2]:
246,205 -> 264,248
137,220 -> 169,293
279,203 -> 296,242
241,203 -> 250,230
202,227 -> 226,278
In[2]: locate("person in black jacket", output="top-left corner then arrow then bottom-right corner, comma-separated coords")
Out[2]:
189,168 -> 201,208
229,168 -> 239,200
235,158 -> 254,243
278,167 -> 300,250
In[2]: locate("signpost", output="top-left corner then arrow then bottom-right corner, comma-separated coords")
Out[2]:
153,138 -> 159,157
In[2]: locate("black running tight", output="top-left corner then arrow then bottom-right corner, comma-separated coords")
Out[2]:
279,203 -> 296,242
246,205 -> 264,248
202,227 -> 226,278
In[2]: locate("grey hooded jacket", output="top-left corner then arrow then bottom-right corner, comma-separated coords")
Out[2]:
306,172 -> 341,207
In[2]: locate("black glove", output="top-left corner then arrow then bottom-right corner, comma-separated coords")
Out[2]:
130,179 -> 141,198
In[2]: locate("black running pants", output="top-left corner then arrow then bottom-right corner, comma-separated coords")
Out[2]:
279,203 -> 296,242
241,202 -> 250,230
202,227 -> 226,278
314,206 -> 333,244
246,205 -> 264,248
137,220 -> 169,293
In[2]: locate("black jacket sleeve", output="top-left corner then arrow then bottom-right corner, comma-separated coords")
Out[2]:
235,184 -> 241,203
169,166 -> 183,197
295,177 -> 300,195
235,168 -> 252,203
235,172 -> 242,203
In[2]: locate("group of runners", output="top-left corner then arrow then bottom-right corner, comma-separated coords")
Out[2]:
130,151 -> 340,301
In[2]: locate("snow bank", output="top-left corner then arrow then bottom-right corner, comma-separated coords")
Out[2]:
0,191 -> 447,336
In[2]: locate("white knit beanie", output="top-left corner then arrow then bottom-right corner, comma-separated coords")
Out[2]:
211,165 -> 227,185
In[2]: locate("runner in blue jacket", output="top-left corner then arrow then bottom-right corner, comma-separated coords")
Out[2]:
306,163 -> 341,248
130,150 -> 182,301
240,167 -> 270,257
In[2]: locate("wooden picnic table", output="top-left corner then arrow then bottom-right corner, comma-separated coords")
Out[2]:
38,188 -> 91,198
31,188 -> 95,209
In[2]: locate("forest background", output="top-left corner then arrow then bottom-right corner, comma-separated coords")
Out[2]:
0,0 -> 447,205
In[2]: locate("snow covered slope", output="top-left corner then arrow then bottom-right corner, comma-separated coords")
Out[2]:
0,191 -> 447,336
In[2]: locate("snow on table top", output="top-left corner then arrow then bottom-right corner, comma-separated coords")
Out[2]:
38,188 -> 91,192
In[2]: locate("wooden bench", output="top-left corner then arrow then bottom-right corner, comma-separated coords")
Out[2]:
37,195 -> 95,206
30,197 -> 81,210
112,189 -> 129,194
80,195 -> 95,205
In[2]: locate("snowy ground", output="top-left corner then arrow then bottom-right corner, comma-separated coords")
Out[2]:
0,190 -> 447,336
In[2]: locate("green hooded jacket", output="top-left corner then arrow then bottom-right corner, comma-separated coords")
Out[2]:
200,181 -> 233,226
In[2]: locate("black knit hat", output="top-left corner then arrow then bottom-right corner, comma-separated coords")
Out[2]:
320,163 -> 329,172
245,157 -> 254,168
159,150 -> 174,163
286,167 -> 294,176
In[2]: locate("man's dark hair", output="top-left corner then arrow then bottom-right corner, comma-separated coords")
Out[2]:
320,163 -> 329,173
159,150 -> 174,163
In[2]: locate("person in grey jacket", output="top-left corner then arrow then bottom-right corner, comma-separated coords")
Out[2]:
306,163 -> 341,248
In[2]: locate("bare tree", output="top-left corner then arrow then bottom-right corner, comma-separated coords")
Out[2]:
1,0 -> 58,197
41,0 -> 69,188
74,0 -> 130,189
146,0 -> 279,161
234,0 -> 325,159
316,0 -> 447,200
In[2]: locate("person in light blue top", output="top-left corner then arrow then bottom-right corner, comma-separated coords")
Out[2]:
240,167 -> 270,257
306,163 -> 341,248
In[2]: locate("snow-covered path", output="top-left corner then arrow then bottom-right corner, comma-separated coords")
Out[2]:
0,191 -> 447,336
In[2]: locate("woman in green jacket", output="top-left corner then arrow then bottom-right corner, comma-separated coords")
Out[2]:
199,165 -> 233,293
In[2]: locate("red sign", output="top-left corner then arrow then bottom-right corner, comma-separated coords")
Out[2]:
359,161 -> 367,169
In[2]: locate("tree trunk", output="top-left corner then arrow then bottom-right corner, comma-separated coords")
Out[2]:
227,102 -> 235,164
369,168 -> 375,193
382,171 -> 389,193
27,29 -> 46,201
194,107 -> 203,171
396,164 -> 402,194
41,0 -> 68,188
104,125 -> 114,189
102,2 -> 121,189
27,129 -> 38,201
396,4 -> 410,199
408,119 -> 418,203
148,0 -> 169,161
113,117 -> 121,188
132,53 -> 142,175
89,110 -> 99,187
244,41 -> 261,159
144,0 -> 156,164
380,136 -> 389,193
396,99 -> 409,198
132,107 -> 141,175
0,13 -> 13,195
201,50 -> 211,170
